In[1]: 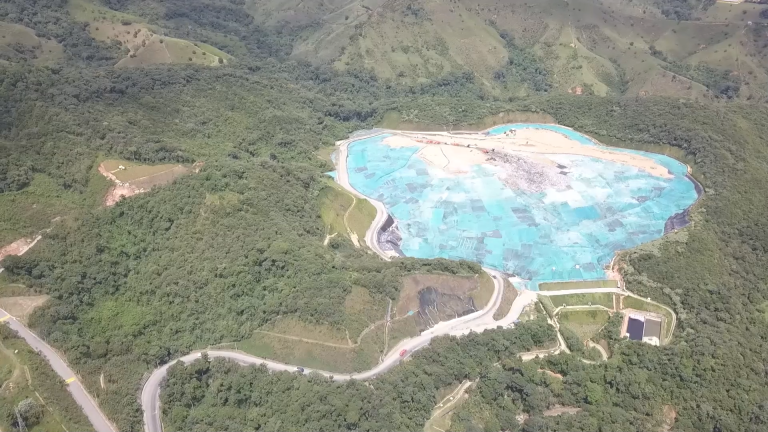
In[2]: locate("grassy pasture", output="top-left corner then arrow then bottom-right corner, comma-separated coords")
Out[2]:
239,316 -> 419,373
318,180 -> 376,246
0,22 -> 64,65
547,293 -> 615,310
70,0 -> 230,67
558,309 -> 611,343
538,279 -> 617,291
101,159 -> 186,182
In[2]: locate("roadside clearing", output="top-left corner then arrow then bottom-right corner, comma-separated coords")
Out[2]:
424,380 -> 475,432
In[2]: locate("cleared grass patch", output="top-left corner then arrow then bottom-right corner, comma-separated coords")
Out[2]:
254,287 -> 388,348
101,159 -> 186,182
0,283 -> 35,298
239,316 -> 419,373
558,310 -> 611,343
317,180 -> 375,246
547,293 -> 614,309
492,280 -> 519,320
257,317 -> 350,346
318,181 -> 354,241
316,146 -> 337,164
469,272 -> 495,310
346,198 -> 377,244
343,286 -> 388,339
538,279 -> 617,291
99,160 -> 192,206
0,296 -> 49,325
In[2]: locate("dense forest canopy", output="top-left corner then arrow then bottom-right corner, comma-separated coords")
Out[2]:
0,0 -> 767,431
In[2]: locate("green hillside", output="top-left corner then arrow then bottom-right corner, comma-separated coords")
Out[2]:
1,0 -> 768,432
240,0 -> 768,100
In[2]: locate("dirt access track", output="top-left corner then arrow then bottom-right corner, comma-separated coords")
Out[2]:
383,128 -> 672,179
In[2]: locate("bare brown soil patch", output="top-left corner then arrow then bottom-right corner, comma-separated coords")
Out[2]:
398,274 -> 485,331
388,128 -> 673,179
661,404 -> 677,432
0,237 -> 38,262
538,369 -> 564,380
0,296 -> 49,324
543,405 -> 582,416
396,274 -> 478,317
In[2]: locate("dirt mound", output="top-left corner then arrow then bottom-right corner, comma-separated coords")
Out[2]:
0,237 -> 40,263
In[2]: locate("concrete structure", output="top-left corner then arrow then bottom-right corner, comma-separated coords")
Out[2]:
642,318 -> 662,346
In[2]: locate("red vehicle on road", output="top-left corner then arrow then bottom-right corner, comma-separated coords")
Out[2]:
399,349 -> 408,357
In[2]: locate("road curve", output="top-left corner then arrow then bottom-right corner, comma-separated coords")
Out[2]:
0,308 -> 116,432
140,134 -> 542,432
334,132 -> 393,260
142,270 -> 537,432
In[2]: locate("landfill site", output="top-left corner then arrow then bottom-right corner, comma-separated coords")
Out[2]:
344,124 -> 700,289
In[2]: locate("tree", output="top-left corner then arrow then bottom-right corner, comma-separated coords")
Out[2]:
15,398 -> 43,428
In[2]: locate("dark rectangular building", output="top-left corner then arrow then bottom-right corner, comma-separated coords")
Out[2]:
626,316 -> 645,341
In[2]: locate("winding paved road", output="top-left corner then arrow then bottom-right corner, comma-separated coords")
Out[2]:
1,129 -> 678,432
0,309 -> 116,432
140,135 -> 541,432
142,269 -> 539,432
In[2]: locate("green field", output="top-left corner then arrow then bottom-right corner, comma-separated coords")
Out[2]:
318,180 -> 377,247
238,316 -> 419,373
538,279 -> 618,291
558,310 -> 611,343
101,159 -> 186,182
547,293 -> 615,310
346,198 -> 377,246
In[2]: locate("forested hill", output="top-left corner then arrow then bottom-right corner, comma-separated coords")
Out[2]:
0,0 -> 768,432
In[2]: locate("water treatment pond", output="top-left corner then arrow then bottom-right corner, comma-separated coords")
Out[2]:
343,124 -> 699,290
